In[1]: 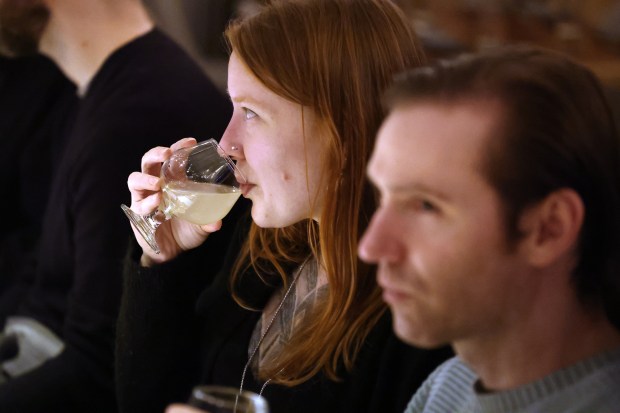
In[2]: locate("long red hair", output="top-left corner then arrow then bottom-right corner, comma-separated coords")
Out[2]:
226,0 -> 425,385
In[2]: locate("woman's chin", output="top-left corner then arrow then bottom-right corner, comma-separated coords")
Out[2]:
250,208 -> 273,228
250,208 -> 296,229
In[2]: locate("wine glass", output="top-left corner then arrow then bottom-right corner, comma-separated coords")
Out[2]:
121,139 -> 245,254
188,385 -> 269,413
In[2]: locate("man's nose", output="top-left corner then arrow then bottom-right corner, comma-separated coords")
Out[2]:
358,208 -> 404,264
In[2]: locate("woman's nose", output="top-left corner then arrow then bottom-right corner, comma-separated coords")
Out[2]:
219,122 -> 243,160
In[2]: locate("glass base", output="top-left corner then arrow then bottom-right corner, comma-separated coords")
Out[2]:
120,204 -> 162,254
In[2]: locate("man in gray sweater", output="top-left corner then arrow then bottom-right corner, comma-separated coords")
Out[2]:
359,46 -> 620,413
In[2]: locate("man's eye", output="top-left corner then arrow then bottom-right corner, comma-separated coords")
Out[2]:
421,200 -> 436,211
243,108 -> 257,120
411,199 -> 437,213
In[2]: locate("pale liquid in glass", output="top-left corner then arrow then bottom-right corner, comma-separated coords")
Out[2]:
162,181 -> 241,225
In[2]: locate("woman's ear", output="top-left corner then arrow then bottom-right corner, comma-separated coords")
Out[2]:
517,188 -> 585,268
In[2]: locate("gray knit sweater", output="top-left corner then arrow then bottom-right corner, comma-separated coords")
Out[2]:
406,347 -> 620,413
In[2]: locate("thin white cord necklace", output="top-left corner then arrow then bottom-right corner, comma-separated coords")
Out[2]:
238,255 -> 311,397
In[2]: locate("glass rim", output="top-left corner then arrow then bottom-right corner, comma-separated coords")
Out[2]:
192,138 -> 247,184
191,385 -> 268,408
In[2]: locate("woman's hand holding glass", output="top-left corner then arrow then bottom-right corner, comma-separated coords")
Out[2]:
123,138 -> 241,265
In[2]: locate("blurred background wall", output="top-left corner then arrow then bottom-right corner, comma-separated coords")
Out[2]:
143,0 -> 620,123
143,0 -> 237,90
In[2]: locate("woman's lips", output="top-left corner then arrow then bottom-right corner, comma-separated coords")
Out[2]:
240,183 -> 255,197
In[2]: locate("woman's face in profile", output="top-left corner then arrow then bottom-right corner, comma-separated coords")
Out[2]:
220,52 -> 325,228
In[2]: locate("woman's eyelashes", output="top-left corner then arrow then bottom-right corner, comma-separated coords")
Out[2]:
243,107 -> 258,120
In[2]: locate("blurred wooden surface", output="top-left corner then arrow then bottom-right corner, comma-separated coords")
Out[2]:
398,0 -> 620,87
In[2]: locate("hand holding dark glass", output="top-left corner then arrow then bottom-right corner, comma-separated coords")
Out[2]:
187,386 -> 269,413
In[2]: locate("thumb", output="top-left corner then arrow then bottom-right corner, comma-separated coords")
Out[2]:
165,404 -> 207,413
200,220 -> 222,233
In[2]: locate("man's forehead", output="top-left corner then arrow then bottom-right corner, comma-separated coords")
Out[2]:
370,101 -> 502,188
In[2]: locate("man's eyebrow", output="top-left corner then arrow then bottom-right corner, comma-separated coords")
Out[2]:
399,184 -> 449,198
370,177 -> 452,202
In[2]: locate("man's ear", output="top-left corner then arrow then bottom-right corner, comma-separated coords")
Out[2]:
517,189 -> 584,267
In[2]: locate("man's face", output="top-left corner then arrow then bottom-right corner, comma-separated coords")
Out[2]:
0,0 -> 49,57
359,101 -> 530,349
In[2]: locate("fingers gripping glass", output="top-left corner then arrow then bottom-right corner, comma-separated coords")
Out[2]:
121,139 -> 245,254
188,385 -> 269,413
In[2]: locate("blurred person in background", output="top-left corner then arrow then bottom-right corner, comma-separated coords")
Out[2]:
0,53 -> 76,324
0,0 -> 232,412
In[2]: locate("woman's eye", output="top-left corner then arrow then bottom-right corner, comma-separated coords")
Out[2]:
243,108 -> 257,120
